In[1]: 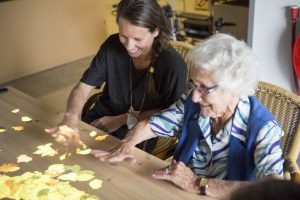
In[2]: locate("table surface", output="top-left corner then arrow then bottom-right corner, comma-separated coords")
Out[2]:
0,87 -> 213,200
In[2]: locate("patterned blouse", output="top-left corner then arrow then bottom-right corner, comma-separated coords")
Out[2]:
149,91 -> 284,179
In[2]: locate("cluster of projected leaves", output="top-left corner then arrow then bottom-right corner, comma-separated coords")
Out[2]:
0,164 -> 102,200
0,108 -> 110,199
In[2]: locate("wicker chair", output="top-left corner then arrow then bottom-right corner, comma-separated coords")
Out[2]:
256,81 -> 300,182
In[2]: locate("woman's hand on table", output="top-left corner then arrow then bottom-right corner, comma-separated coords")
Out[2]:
91,142 -> 137,164
90,114 -> 126,133
44,118 -> 82,147
152,161 -> 200,193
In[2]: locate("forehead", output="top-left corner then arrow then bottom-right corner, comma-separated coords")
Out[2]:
118,18 -> 151,37
189,67 -> 215,85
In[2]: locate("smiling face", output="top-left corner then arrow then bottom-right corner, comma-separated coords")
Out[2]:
190,67 -> 239,119
118,18 -> 159,58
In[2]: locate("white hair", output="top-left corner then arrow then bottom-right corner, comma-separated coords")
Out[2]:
188,33 -> 258,96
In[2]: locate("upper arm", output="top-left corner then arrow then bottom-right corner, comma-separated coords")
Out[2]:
149,92 -> 187,137
254,120 -> 284,178
73,82 -> 95,103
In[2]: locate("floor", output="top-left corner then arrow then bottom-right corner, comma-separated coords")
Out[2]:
2,55 -> 300,169
1,56 -> 94,111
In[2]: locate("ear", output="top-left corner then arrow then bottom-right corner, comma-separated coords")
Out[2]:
153,28 -> 159,37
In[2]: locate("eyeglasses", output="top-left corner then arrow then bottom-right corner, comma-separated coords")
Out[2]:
188,79 -> 218,95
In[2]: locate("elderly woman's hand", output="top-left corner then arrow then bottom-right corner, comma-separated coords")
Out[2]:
91,142 -> 137,164
152,161 -> 200,193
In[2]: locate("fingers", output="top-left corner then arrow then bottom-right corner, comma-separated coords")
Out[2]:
44,127 -> 58,135
152,168 -> 172,181
91,149 -> 111,157
91,148 -> 137,164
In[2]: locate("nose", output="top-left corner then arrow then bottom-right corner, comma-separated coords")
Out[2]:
124,39 -> 136,51
191,89 -> 203,104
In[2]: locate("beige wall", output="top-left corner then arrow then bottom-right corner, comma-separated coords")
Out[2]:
0,0 -> 107,84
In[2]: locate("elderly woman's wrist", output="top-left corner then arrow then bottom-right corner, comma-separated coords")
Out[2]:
193,177 -> 201,193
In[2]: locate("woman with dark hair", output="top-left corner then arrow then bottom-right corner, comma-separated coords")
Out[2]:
45,0 -> 187,153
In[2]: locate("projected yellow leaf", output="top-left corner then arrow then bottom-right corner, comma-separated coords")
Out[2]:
11,109 -> 19,113
45,164 -> 65,177
0,127 -> 6,133
55,135 -> 67,144
59,152 -> 71,161
17,154 -> 32,163
76,171 -> 95,182
58,125 -> 74,137
21,116 -> 32,122
89,131 -> 97,137
95,134 -> 108,141
11,126 -> 24,131
76,148 -> 91,155
33,143 -> 58,157
89,179 -> 103,190
57,172 -> 77,182
0,163 -> 20,173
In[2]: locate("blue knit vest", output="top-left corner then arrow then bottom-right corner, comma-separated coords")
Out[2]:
173,94 -> 275,181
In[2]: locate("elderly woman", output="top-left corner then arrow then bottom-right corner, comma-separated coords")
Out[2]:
91,33 -> 284,198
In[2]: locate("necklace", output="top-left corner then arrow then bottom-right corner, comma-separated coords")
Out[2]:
126,58 -> 148,129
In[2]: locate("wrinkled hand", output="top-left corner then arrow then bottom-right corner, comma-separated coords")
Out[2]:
152,161 -> 199,193
90,115 -> 124,133
45,123 -> 82,147
91,143 -> 136,164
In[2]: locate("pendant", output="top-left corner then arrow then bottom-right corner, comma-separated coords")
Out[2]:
127,106 -> 140,129
128,106 -> 140,117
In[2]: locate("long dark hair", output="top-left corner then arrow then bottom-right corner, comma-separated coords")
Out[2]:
116,0 -> 171,97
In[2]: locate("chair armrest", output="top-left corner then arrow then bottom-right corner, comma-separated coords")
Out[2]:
291,171 -> 300,183
81,92 -> 103,120
284,158 -> 300,182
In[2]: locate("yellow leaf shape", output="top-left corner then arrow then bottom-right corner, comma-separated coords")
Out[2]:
76,173 -> 94,182
17,155 -> 32,163
11,126 -> 24,131
76,148 -> 91,155
55,135 -> 67,143
89,131 -> 97,137
33,143 -> 58,157
89,179 -> 103,189
95,134 -> 108,141
57,172 -> 77,181
21,116 -> 32,122
0,127 -> 6,133
11,109 -> 19,113
0,163 -> 20,173
59,152 -> 71,161
45,164 -> 65,177
58,125 -> 74,137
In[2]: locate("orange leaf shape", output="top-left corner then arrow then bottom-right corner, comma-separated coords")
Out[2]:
95,134 -> 108,141
0,163 -> 20,173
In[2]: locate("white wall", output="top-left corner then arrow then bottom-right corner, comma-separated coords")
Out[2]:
248,0 -> 300,93
0,0 -> 107,84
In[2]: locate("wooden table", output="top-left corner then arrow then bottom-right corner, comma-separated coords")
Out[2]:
0,87 -> 213,200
